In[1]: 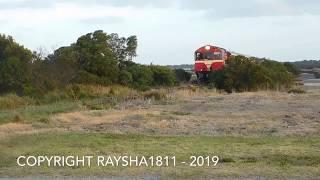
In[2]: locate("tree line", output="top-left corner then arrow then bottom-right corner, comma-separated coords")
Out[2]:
0,30 -> 192,96
0,30 -> 298,96
289,60 -> 320,70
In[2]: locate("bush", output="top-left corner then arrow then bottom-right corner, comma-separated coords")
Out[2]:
261,60 -> 294,89
127,64 -> 153,90
208,56 -> 294,92
150,65 -> 176,87
122,63 -> 176,89
175,69 -> 192,83
118,70 -> 133,86
72,71 -> 108,85
284,62 -> 300,76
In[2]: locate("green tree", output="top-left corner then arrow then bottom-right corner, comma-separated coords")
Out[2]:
108,33 -> 138,63
74,30 -> 119,84
42,30 -> 138,87
0,34 -> 33,94
31,46 -> 79,93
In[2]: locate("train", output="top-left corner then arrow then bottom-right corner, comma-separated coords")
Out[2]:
194,45 -> 231,80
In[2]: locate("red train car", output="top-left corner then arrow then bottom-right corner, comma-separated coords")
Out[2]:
194,45 -> 230,80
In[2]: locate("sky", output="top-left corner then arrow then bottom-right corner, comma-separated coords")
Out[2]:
1,0 -> 320,65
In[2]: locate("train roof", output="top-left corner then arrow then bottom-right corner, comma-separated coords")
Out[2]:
195,45 -> 227,53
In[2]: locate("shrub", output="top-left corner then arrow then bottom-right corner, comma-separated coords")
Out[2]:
118,70 -> 133,86
174,69 -> 192,83
208,56 -> 294,92
261,60 -> 294,89
127,64 -> 153,90
283,62 -> 300,76
72,70 -> 104,85
150,65 -> 176,87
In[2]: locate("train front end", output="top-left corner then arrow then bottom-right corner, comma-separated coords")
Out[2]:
194,45 -> 229,81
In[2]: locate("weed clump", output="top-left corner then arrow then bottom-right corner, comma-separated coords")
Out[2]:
12,115 -> 24,123
288,88 -> 306,94
143,90 -> 167,101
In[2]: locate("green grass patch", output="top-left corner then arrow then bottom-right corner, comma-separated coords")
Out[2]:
0,101 -> 81,125
0,133 -> 319,178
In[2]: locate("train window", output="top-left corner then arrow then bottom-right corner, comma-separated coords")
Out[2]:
204,52 -> 222,60
195,52 -> 222,60
195,52 -> 203,61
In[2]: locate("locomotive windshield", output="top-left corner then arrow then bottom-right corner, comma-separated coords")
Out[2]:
195,52 -> 222,61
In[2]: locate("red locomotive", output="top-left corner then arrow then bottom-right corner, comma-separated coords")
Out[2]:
194,45 -> 230,80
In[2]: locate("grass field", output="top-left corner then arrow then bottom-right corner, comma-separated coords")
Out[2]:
0,87 -> 320,179
1,133 -> 319,179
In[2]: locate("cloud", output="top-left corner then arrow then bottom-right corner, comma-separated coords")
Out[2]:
0,3 -> 131,26
0,0 -> 174,10
1,0 -> 319,64
1,0 -> 320,18
178,0 -> 320,18
0,0 -> 52,9
79,16 -> 124,25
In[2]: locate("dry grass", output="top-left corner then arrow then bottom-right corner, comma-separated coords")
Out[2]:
172,86 -> 220,100
65,84 -> 138,100
0,94 -> 35,110
48,89 -> 320,137
0,123 -> 33,139
1,87 -> 320,138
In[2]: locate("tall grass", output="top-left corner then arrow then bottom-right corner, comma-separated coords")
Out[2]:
0,94 -> 35,110
65,84 -> 137,100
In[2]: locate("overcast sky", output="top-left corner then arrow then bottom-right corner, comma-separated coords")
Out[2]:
1,0 -> 319,65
